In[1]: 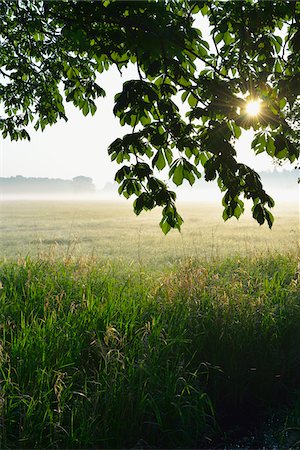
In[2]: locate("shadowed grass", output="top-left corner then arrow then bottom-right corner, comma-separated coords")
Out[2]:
0,252 -> 299,448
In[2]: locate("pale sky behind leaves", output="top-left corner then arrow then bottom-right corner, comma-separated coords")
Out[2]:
0,15 -> 294,190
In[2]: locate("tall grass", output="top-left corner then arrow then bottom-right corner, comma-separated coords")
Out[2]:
0,252 -> 299,448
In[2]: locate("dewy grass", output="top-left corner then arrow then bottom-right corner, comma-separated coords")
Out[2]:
0,252 -> 299,448
0,201 -> 298,265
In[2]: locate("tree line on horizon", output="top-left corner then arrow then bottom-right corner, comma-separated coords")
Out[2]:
0,175 -> 95,195
0,169 -> 297,196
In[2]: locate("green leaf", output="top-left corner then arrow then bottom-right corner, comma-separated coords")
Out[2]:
233,205 -> 242,219
172,164 -> 184,186
265,210 -> 274,228
215,33 -> 223,44
164,148 -> 173,165
82,102 -> 89,116
253,204 -> 265,225
232,123 -> 241,139
279,97 -> 287,109
181,91 -> 189,103
274,60 -> 283,73
188,93 -> 197,108
223,31 -> 233,45
153,150 -> 166,170
160,219 -> 171,235
266,135 -> 275,156
89,101 -> 97,116
67,67 -> 73,79
222,209 -> 228,221
140,115 -> 151,126
201,4 -> 209,15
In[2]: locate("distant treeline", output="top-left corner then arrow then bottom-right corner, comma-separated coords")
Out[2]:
0,170 -> 298,197
0,175 -> 95,195
259,168 -> 298,187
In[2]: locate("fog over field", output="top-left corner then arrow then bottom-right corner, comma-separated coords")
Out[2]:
0,168 -> 298,203
1,200 -> 298,266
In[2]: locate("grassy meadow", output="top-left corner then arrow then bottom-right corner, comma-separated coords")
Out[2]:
0,199 -> 299,448
1,200 -> 299,265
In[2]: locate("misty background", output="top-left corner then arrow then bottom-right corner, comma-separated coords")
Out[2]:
0,168 -> 298,204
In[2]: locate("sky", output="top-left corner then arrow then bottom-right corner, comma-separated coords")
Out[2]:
0,63 -> 290,190
0,16 -> 294,190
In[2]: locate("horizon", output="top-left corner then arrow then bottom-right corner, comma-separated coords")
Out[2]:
1,168 -> 298,205
1,165 -> 297,190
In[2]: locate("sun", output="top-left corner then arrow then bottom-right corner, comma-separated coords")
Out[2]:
245,99 -> 262,117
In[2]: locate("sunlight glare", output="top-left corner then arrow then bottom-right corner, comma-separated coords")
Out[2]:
245,99 -> 261,117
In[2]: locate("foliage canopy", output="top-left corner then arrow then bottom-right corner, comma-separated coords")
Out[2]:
1,0 -> 299,232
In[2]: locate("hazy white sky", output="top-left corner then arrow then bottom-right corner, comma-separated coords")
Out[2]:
0,15 -> 293,190
0,63 -> 288,190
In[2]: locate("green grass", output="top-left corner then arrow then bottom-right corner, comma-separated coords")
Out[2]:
0,252 -> 299,448
0,200 -> 298,266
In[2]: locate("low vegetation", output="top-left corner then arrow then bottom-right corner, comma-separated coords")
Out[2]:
1,201 -> 298,264
0,251 -> 299,448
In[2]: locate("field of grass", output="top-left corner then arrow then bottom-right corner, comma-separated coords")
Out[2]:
0,200 -> 299,448
0,200 -> 299,266
0,253 -> 299,448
